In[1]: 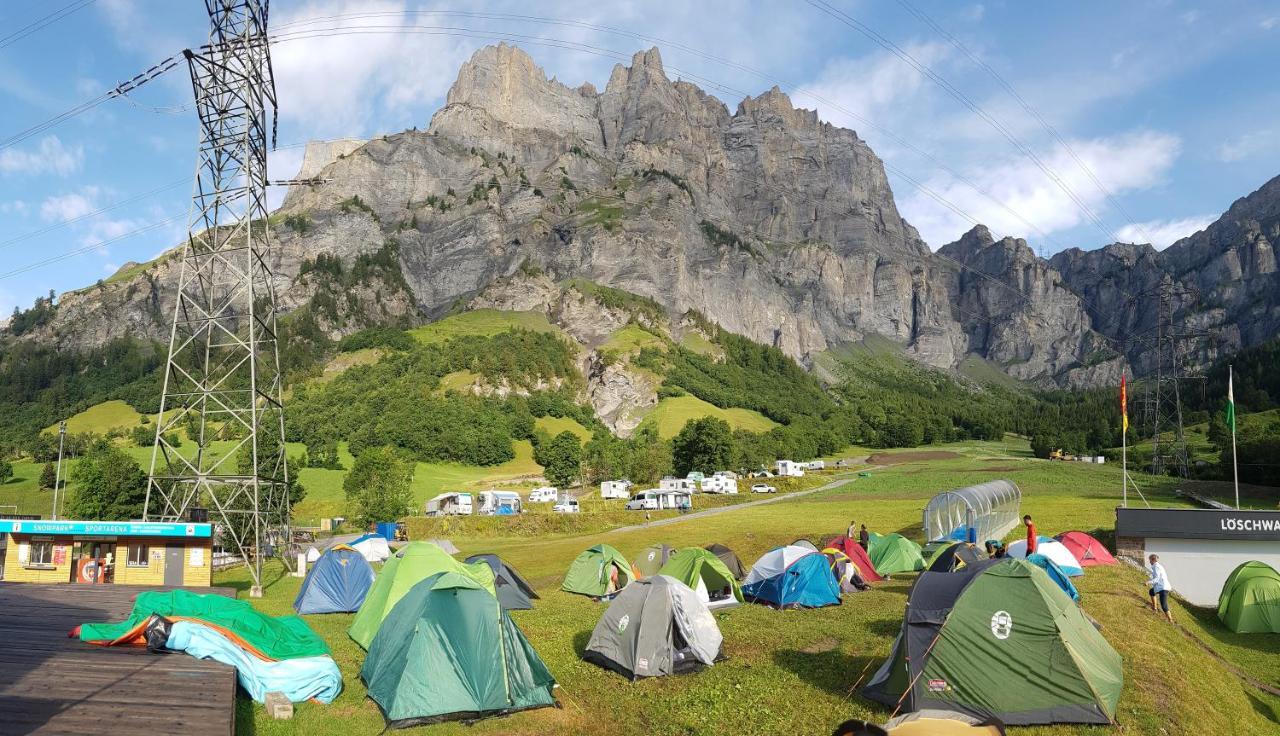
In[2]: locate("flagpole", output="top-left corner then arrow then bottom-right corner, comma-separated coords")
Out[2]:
1122,419 -> 1128,508
1230,364 -> 1239,510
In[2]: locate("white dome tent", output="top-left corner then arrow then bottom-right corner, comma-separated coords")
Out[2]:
922,480 -> 1022,543
1007,537 -> 1085,577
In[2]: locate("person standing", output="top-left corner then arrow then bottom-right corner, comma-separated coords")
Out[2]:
1023,515 -> 1037,555
858,524 -> 870,551
847,520 -> 857,540
1147,554 -> 1174,623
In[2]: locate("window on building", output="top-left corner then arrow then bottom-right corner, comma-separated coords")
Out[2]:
127,543 -> 150,567
28,541 -> 53,566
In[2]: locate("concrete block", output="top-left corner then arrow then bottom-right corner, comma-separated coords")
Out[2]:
264,691 -> 293,720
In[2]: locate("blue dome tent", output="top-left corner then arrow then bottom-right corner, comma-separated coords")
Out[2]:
742,545 -> 841,609
294,544 -> 377,614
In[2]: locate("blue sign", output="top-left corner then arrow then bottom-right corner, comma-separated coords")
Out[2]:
0,519 -> 212,538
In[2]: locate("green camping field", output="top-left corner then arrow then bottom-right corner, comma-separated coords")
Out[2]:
221,440 -> 1280,735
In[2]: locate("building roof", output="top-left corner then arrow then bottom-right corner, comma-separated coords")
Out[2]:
0,519 -> 213,538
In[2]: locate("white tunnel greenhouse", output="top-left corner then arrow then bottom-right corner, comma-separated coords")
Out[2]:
922,480 -> 1022,543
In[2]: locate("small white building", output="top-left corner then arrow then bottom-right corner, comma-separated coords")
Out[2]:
600,479 -> 633,500
775,460 -> 806,478
700,475 -> 738,494
426,492 -> 473,517
659,477 -> 698,493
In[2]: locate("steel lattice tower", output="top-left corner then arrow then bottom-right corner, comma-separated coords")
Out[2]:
145,0 -> 287,597
1130,283 -> 1204,479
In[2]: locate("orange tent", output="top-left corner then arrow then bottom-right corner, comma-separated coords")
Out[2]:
1055,531 -> 1117,567
824,536 -> 883,582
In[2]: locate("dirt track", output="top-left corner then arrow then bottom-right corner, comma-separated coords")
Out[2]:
865,450 -> 962,465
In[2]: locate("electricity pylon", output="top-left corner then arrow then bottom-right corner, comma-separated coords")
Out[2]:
145,0 -> 287,597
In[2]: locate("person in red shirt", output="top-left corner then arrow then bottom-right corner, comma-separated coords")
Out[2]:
1023,515 -> 1037,555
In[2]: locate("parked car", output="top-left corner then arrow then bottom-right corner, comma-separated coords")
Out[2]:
553,498 -> 580,514
751,483 -> 777,494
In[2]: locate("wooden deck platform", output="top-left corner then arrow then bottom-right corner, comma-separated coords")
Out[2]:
0,583 -> 238,736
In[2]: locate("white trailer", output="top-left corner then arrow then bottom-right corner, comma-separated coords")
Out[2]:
659,477 -> 698,493
478,490 -> 523,516
425,492 -> 473,517
775,460 -> 805,477
600,479 -> 633,500
700,475 -> 738,494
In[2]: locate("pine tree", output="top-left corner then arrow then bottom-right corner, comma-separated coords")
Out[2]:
39,462 -> 57,490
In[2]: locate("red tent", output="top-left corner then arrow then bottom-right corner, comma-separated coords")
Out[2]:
824,536 -> 883,582
1055,531 -> 1117,566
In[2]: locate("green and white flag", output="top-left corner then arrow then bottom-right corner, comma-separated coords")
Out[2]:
1225,371 -> 1236,432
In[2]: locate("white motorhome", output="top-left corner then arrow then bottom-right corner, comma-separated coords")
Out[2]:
775,460 -> 805,477
477,490 -> 523,516
700,475 -> 738,494
425,492 -> 473,517
528,487 -> 559,503
805,460 -> 826,471
625,489 -> 692,511
659,476 -> 698,493
599,479 -> 633,500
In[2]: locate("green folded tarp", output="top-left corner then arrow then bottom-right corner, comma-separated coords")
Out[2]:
349,541 -> 496,649
78,589 -> 329,660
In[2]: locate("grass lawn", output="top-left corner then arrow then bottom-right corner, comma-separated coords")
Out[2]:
638,395 -> 778,439
43,399 -> 145,435
313,348 -> 385,384
534,415 -> 593,443
678,331 -> 721,357
408,309 -> 560,345
220,441 -> 1280,735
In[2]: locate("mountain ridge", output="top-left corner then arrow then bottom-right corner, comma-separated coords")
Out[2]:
5,43 -> 1277,391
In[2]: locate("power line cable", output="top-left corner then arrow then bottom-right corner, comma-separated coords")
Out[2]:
0,0 -> 95,51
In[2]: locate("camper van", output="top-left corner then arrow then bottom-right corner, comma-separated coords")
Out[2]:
624,489 -> 692,511
553,497 -> 580,514
599,479 -> 633,500
478,490 -> 523,516
528,487 -> 559,503
659,477 -> 698,493
775,460 -> 805,478
700,475 -> 738,494
425,492 -> 473,517
805,460 -> 825,471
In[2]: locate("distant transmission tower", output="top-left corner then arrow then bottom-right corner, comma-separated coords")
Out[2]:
1128,283 -> 1206,479
145,0 -> 287,597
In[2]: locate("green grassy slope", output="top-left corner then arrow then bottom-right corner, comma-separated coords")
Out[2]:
223,441 -> 1280,735
408,309 -> 560,345
534,415 -> 592,443
638,394 -> 778,439
43,399 -> 144,435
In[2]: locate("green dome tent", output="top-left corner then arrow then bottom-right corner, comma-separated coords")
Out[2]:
864,558 -> 1122,725
348,541 -> 495,649
1217,561 -> 1280,633
634,543 -> 675,578
658,548 -> 743,610
869,533 -> 925,575
361,572 -> 556,727
562,544 -> 639,598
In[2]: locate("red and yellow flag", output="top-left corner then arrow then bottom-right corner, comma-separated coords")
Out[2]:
1120,374 -> 1128,434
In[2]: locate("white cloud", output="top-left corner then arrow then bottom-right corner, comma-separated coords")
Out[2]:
1215,129 -> 1279,162
270,0 -> 475,137
1263,17 -> 1279,30
40,187 -> 101,222
795,42 -> 952,136
1179,10 -> 1200,25
1114,215 -> 1215,249
0,200 -> 29,216
79,218 -> 143,258
0,136 -> 84,176
899,130 -> 1182,248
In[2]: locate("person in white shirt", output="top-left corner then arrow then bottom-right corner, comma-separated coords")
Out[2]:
1146,554 -> 1173,623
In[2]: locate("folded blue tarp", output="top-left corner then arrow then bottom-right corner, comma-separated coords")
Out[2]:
167,621 -> 343,703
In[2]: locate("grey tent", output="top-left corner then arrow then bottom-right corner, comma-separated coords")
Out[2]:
634,543 -> 675,578
791,538 -> 819,552
705,543 -> 746,580
464,554 -> 539,610
583,575 -> 723,680
428,538 -> 460,555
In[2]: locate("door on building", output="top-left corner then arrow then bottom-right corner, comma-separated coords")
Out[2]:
164,545 -> 184,586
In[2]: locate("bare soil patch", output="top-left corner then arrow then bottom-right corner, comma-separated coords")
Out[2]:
865,450 -> 962,465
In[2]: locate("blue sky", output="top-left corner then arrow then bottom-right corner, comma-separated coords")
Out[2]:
2,0 -> 1278,319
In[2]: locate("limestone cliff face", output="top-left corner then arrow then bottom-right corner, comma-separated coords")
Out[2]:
1050,174 -> 1280,374
14,43 -> 1272,389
